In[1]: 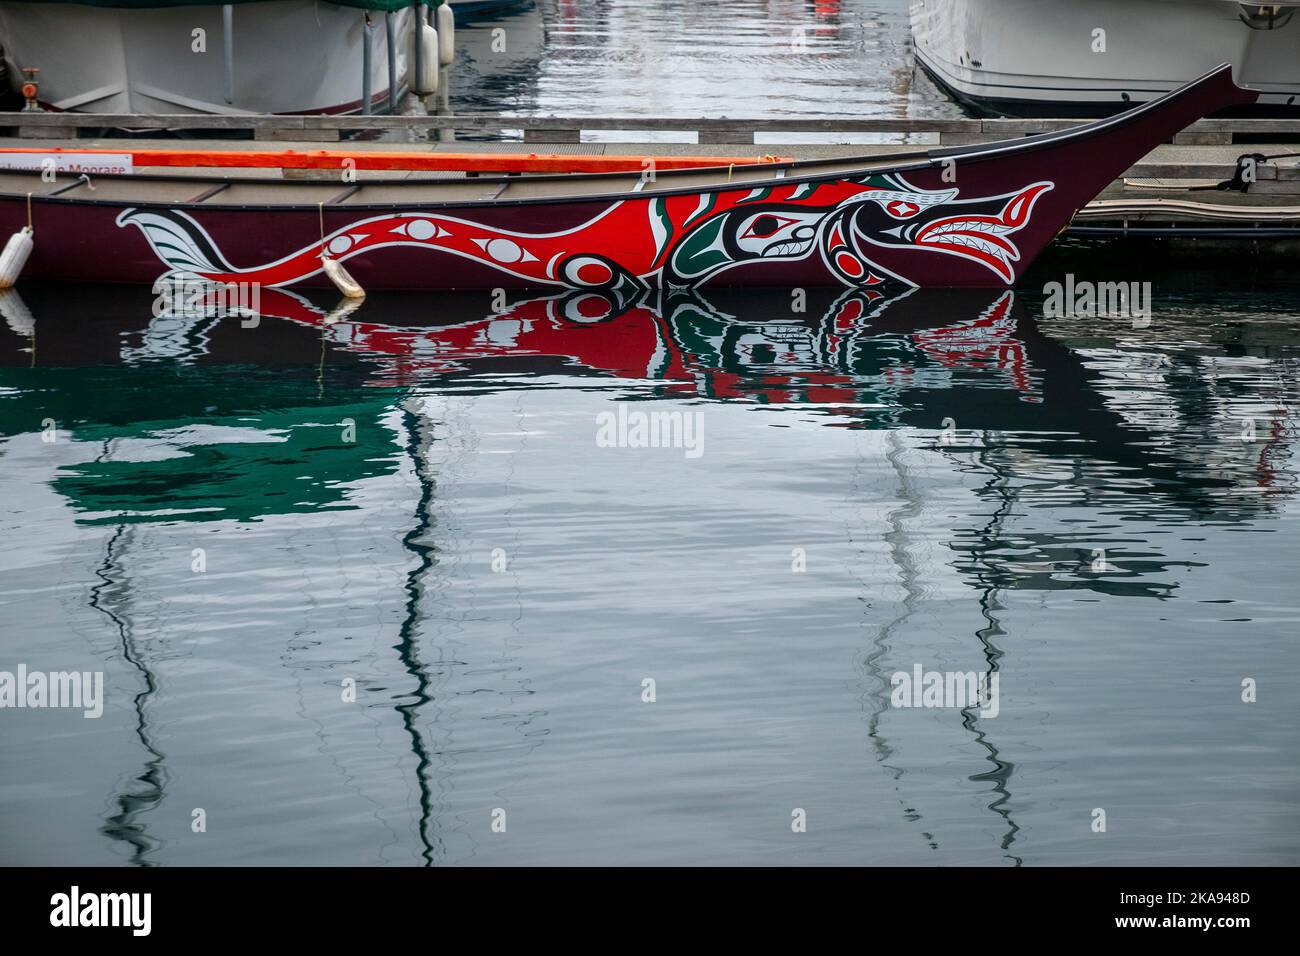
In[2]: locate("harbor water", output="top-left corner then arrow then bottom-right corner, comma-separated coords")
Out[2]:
449,0 -> 963,125
1,1 -> 1298,866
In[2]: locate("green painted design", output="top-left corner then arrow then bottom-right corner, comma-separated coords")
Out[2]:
670,214 -> 730,278
649,198 -> 675,262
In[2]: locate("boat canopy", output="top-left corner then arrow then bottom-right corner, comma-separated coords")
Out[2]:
0,0 -> 439,10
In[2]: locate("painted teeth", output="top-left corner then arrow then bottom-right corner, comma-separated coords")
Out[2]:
920,234 -> 1015,262
927,221 -> 1008,236
769,242 -> 809,256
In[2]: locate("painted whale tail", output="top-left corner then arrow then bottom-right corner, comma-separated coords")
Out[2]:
117,209 -> 236,277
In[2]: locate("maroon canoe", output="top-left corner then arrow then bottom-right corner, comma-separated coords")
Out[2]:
0,64 -> 1258,292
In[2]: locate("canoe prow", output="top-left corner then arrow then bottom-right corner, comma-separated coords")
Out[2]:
849,62 -> 1261,286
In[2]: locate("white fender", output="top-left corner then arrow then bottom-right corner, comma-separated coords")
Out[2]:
436,3 -> 455,66
414,22 -> 441,94
0,226 -> 34,289
321,255 -> 365,299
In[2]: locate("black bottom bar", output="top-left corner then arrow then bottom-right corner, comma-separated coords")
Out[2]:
0,866 -> 1286,941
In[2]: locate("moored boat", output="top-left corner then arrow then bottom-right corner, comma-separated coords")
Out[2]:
0,0 -> 417,114
0,65 -> 1259,290
911,0 -> 1300,116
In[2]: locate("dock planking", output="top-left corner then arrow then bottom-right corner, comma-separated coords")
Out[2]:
5,111 -> 1300,146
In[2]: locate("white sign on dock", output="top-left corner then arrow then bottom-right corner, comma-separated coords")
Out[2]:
0,153 -> 133,175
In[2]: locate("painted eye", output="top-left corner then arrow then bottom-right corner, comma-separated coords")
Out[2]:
882,199 -> 922,219
741,214 -> 798,240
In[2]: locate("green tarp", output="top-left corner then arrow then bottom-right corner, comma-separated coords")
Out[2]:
1,0 -> 439,10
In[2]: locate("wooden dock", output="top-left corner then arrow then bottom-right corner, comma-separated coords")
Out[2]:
6,110 -> 1300,147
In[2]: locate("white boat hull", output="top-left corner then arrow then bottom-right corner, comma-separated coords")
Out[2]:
0,1 -> 413,114
910,0 -> 1300,114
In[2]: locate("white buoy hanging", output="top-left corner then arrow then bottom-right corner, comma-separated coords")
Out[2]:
436,2 -> 455,66
0,193 -> 34,289
322,257 -> 365,299
415,19 -> 440,95
318,203 -> 365,299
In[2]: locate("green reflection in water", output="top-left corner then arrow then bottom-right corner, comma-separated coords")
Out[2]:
2,365 -> 402,524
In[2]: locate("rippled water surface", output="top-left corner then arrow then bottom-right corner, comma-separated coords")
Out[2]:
449,0 -> 962,120
3,246 -> 1299,866
2,1 -> 1299,867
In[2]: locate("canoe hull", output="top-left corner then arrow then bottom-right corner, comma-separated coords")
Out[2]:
16,176 -> 1061,291
0,66 -> 1259,290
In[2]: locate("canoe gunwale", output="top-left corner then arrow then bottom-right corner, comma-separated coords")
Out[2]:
3,157 -> 941,214
0,147 -> 937,212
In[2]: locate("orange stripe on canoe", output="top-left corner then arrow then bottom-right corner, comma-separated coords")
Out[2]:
0,147 -> 792,175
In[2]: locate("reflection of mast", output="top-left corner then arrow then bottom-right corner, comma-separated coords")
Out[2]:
90,518 -> 169,866
856,430 -> 919,784
860,428 -> 1023,862
392,393 -> 546,866
395,401 -> 442,866
953,439 -> 1022,865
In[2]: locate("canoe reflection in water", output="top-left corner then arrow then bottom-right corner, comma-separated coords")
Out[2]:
4,278 -> 1293,530
1,280 -> 1296,866
268,282 -> 1039,402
